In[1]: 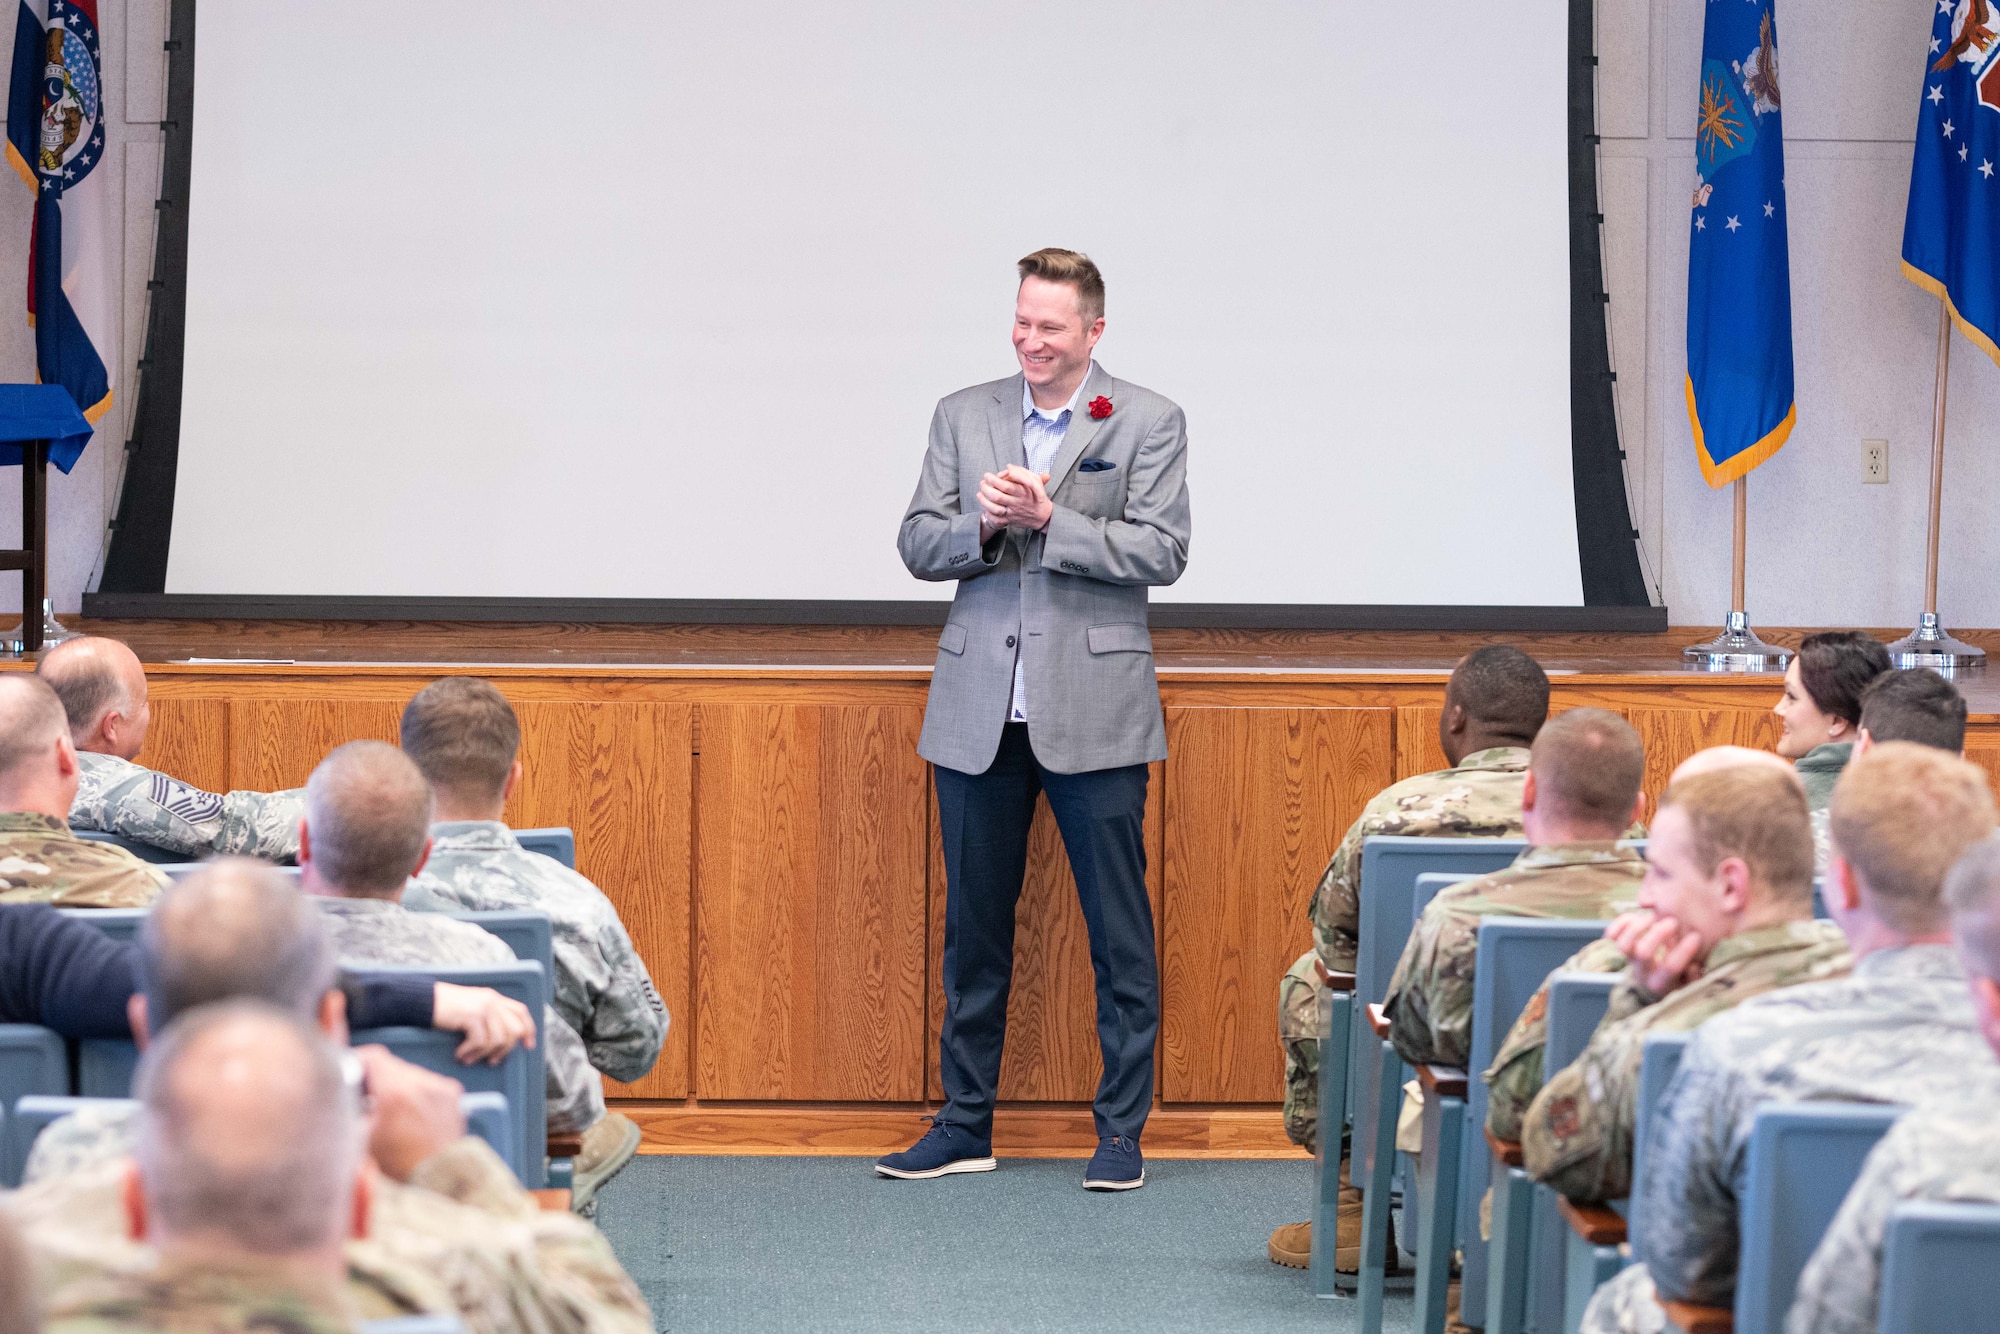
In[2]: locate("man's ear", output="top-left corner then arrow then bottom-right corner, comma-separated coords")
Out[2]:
319,988 -> 349,1044
502,759 -> 523,804
54,732 -> 77,782
297,818 -> 313,869
1854,728 -> 1875,758
1627,790 -> 1649,831
1715,855 -> 1754,916
1521,770 -> 1539,813
127,993 -> 151,1051
350,1167 -> 373,1241
1828,853 -> 1864,913
409,835 -> 433,879
122,1161 -> 147,1241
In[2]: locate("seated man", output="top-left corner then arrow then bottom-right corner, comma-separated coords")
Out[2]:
38,635 -> 303,861
1269,645 -> 1547,1269
1581,743 -> 2000,1334
1855,665 -> 1967,755
7,861 -> 654,1334
1383,707 -> 1648,1072
0,674 -> 164,907
1785,833 -> 2000,1334
39,1002 -> 368,1334
400,677 -> 666,1200
298,741 -> 609,1163
1510,764 -> 1850,1201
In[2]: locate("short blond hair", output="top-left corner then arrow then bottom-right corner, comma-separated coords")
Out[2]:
1658,766 -> 1815,908
1018,248 -> 1105,324
1831,741 -> 1997,933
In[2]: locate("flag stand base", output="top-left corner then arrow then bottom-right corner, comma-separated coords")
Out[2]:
1682,611 -> 1792,673
1885,612 -> 1985,674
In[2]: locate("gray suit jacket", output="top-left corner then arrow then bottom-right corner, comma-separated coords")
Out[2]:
899,364 -> 1191,775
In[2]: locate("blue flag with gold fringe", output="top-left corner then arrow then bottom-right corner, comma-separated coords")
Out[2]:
1905,0 -> 2000,366
1686,0 -> 1795,488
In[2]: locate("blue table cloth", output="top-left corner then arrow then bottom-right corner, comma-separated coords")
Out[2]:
0,385 -> 91,473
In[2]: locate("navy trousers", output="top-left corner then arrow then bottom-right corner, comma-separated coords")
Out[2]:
933,722 -> 1158,1142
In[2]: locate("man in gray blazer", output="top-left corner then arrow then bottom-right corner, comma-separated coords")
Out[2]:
879,249 -> 1191,1191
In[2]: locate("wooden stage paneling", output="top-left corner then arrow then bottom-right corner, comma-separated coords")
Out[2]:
56,620 -> 2000,1158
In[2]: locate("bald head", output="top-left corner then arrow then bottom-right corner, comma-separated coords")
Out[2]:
302,740 -> 434,896
1669,744 -> 1805,791
134,1001 -> 361,1260
139,860 -> 338,1035
0,673 -> 77,817
36,635 -> 149,759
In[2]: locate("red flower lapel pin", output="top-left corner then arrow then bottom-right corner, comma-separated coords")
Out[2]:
1088,396 -> 1114,420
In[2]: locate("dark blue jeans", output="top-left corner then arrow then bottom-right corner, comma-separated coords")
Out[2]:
933,723 -> 1157,1142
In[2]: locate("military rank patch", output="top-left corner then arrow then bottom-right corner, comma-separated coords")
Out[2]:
1547,1093 -> 1581,1142
149,772 -> 223,826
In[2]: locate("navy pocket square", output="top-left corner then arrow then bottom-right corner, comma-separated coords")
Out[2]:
1077,458 -> 1117,473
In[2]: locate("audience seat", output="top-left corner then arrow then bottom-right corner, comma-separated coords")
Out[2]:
0,1024 -> 69,1185
514,827 -> 575,869
1488,970 -> 1619,1334
54,907 -> 147,943
73,829 -> 183,864
1875,1200 -> 2000,1334
1412,919 -> 1611,1334
444,909 -> 554,984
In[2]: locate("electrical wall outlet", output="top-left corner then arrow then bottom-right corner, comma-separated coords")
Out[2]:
1863,439 -> 1889,484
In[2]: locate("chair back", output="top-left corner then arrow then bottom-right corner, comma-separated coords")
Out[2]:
1630,1031 -> 1691,1208
1412,872 -> 1474,922
1542,972 -> 1619,1079
1876,1200 -> 2000,1334
1811,878 -> 1830,920
3,1095 -> 135,1187
445,910 -> 554,983
458,1090 -> 514,1167
73,829 -> 182,863
349,959 -> 547,1185
76,1038 -> 140,1098
1733,1101 -> 1903,1334
55,907 -> 147,943
515,828 -> 575,869
0,1027 -> 69,1185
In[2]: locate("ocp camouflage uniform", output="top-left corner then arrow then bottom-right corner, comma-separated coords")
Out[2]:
0,812 -> 167,907
1581,944 -> 1995,1334
314,897 -> 606,1135
1484,936 -> 1627,1144
404,821 -> 668,1083
1784,1074 -> 2000,1334
11,1123 -> 654,1334
1382,843 -> 1644,1071
69,751 -> 303,863
41,1265 -> 357,1334
1515,919 -> 1851,1201
1277,746 -> 1529,1151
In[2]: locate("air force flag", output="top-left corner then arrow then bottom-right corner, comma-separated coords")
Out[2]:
1905,0 -> 2000,367
5,0 -> 113,469
1685,0 -> 1795,488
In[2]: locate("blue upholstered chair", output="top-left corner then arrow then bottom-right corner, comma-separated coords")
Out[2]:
1487,970 -> 1619,1334
514,827 -> 575,869
0,1025 -> 69,1185
444,909 -> 554,985
55,907 -> 147,943
1874,1200 -> 2000,1334
1407,919 -> 1609,1334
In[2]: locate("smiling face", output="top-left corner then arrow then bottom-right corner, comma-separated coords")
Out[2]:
1773,658 -> 1845,759
1637,803 -> 1741,952
1013,276 -> 1103,405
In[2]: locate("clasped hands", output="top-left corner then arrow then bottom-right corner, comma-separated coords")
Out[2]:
978,465 -> 1054,542
1606,908 -> 1708,997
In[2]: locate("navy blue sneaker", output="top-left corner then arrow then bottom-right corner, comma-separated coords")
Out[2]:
874,1119 -> 997,1180
1083,1135 -> 1145,1191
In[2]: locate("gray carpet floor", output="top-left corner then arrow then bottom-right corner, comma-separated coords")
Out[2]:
594,1154 -> 1416,1333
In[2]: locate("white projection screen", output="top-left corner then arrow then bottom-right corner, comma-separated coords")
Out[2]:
165,0 -> 1584,607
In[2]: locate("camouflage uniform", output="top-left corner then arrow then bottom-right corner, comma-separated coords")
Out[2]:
1580,944 -> 1993,1334
1383,843 -> 1644,1071
1278,746 -> 1529,1151
1795,741 -> 1849,874
1484,936 -> 1628,1144
69,751 -> 303,863
1784,1074 -> 2000,1334
42,1264 -> 356,1334
0,812 -> 167,907
10,1127 -> 654,1334
315,897 -> 605,1135
1514,919 -> 1851,1200
404,821 -> 668,1083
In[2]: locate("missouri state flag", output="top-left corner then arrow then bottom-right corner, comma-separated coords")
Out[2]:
1905,0 -> 2000,367
1685,0 -> 1795,488
5,0 -> 113,469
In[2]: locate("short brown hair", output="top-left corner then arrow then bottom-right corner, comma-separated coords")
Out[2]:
1018,248 -> 1105,324
1658,767 -> 1816,908
303,741 -> 434,895
400,678 -> 521,805
1830,741 -> 1997,933
1529,707 -> 1644,830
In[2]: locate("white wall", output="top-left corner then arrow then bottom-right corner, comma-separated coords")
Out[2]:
2,0 -> 1990,625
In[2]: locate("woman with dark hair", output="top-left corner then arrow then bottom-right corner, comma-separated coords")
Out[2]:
1772,631 -> 1893,847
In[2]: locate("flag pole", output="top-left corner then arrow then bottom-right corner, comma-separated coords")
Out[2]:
1683,472 -> 1790,671
1887,299 -> 1985,671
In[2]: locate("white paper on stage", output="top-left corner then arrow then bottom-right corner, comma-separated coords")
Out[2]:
166,0 -> 1584,606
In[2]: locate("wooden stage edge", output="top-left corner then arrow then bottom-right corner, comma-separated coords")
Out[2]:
617,1104 -> 1307,1160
